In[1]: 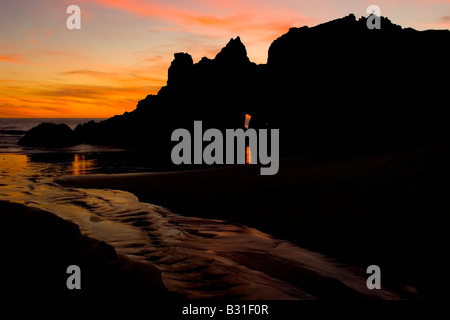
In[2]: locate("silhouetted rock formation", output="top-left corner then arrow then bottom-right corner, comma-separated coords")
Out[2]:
260,14 -> 450,154
20,14 -> 450,157
18,123 -> 75,147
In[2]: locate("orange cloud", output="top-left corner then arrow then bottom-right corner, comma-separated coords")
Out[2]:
0,54 -> 24,63
0,80 -> 154,118
0,97 -> 72,118
60,69 -> 166,84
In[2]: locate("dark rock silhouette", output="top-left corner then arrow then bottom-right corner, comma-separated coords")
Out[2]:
18,123 -> 76,147
0,200 -> 178,300
20,14 -> 450,157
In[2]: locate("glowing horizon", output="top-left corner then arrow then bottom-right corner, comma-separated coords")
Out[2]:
1,0 -> 449,118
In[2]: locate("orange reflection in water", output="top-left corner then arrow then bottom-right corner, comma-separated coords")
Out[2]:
72,154 -> 96,175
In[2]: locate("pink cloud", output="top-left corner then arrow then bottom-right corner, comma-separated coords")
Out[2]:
83,0 -> 313,35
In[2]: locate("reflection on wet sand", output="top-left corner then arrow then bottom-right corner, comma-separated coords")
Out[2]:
72,154 -> 96,176
0,153 -> 97,178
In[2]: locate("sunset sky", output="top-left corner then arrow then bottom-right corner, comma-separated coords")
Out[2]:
1,0 -> 449,118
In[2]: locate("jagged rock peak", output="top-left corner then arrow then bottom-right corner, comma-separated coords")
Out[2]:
214,36 -> 250,64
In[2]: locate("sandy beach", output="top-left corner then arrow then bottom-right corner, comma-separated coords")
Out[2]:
56,142 -> 450,299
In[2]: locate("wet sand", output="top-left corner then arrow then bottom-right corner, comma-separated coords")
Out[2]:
57,142 -> 450,299
1,200 -> 401,301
